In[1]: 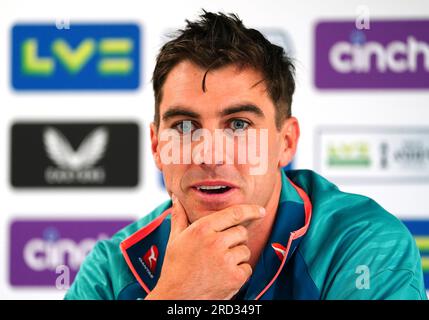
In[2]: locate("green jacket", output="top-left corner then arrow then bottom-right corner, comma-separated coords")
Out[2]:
65,169 -> 427,300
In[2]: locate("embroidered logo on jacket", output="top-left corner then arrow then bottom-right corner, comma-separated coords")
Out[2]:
139,245 -> 158,278
271,243 -> 287,261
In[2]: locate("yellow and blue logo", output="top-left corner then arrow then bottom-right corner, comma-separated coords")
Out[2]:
403,220 -> 429,289
12,23 -> 140,90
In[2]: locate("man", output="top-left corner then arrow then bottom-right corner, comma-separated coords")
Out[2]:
65,11 -> 427,300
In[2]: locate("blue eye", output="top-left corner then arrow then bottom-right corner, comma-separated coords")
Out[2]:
174,120 -> 195,134
229,119 -> 250,131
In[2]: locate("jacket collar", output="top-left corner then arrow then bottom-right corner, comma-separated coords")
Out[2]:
120,168 -> 312,299
243,169 -> 310,299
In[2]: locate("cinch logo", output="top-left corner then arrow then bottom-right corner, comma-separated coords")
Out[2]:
271,243 -> 287,261
10,219 -> 133,286
12,23 -> 140,90
140,245 -> 158,278
315,20 -> 429,88
402,220 -> 429,290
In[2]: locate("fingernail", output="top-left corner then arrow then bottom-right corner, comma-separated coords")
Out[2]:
171,194 -> 176,204
259,207 -> 266,217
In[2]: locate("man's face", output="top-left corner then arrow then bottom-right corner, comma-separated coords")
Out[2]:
151,60 -> 298,223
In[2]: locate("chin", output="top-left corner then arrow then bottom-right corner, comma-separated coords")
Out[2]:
189,200 -> 244,219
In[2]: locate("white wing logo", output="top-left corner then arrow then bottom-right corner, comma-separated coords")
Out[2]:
43,126 -> 108,171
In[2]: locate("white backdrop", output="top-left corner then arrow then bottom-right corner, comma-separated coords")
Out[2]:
1,0 -> 428,299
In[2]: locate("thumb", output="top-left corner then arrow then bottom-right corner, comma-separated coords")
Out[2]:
170,194 -> 189,239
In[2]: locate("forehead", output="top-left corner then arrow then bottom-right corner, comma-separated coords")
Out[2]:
159,60 -> 273,118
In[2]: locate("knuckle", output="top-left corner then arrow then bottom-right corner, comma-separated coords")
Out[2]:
190,221 -> 209,237
239,264 -> 252,281
231,206 -> 243,223
199,222 -> 211,235
232,265 -> 249,284
223,251 -> 233,264
212,234 -> 226,249
235,225 -> 248,240
241,245 -> 251,260
253,205 -> 262,215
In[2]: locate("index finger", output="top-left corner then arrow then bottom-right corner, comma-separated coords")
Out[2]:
207,205 -> 266,232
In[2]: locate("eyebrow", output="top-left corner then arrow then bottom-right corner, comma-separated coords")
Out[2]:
219,104 -> 265,118
162,107 -> 201,122
161,103 -> 265,123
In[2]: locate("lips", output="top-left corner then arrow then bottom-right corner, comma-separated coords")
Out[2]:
190,180 -> 238,200
195,185 -> 231,194
191,180 -> 237,194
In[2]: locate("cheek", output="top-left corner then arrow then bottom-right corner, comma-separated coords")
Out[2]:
264,128 -> 283,161
233,129 -> 279,175
269,134 -> 282,161
160,164 -> 186,194
233,163 -> 255,192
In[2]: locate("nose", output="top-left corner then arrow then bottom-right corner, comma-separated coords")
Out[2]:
191,127 -> 234,167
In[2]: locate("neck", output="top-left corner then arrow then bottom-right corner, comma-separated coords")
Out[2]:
246,170 -> 282,269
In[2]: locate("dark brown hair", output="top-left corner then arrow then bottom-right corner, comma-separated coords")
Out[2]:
152,10 -> 296,130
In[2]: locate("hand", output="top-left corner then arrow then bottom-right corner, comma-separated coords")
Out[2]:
145,194 -> 265,300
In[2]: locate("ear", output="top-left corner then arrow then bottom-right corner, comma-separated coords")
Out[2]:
278,117 -> 300,168
150,122 -> 163,171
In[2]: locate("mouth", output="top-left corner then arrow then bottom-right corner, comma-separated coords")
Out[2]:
190,181 -> 238,201
194,185 -> 232,194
